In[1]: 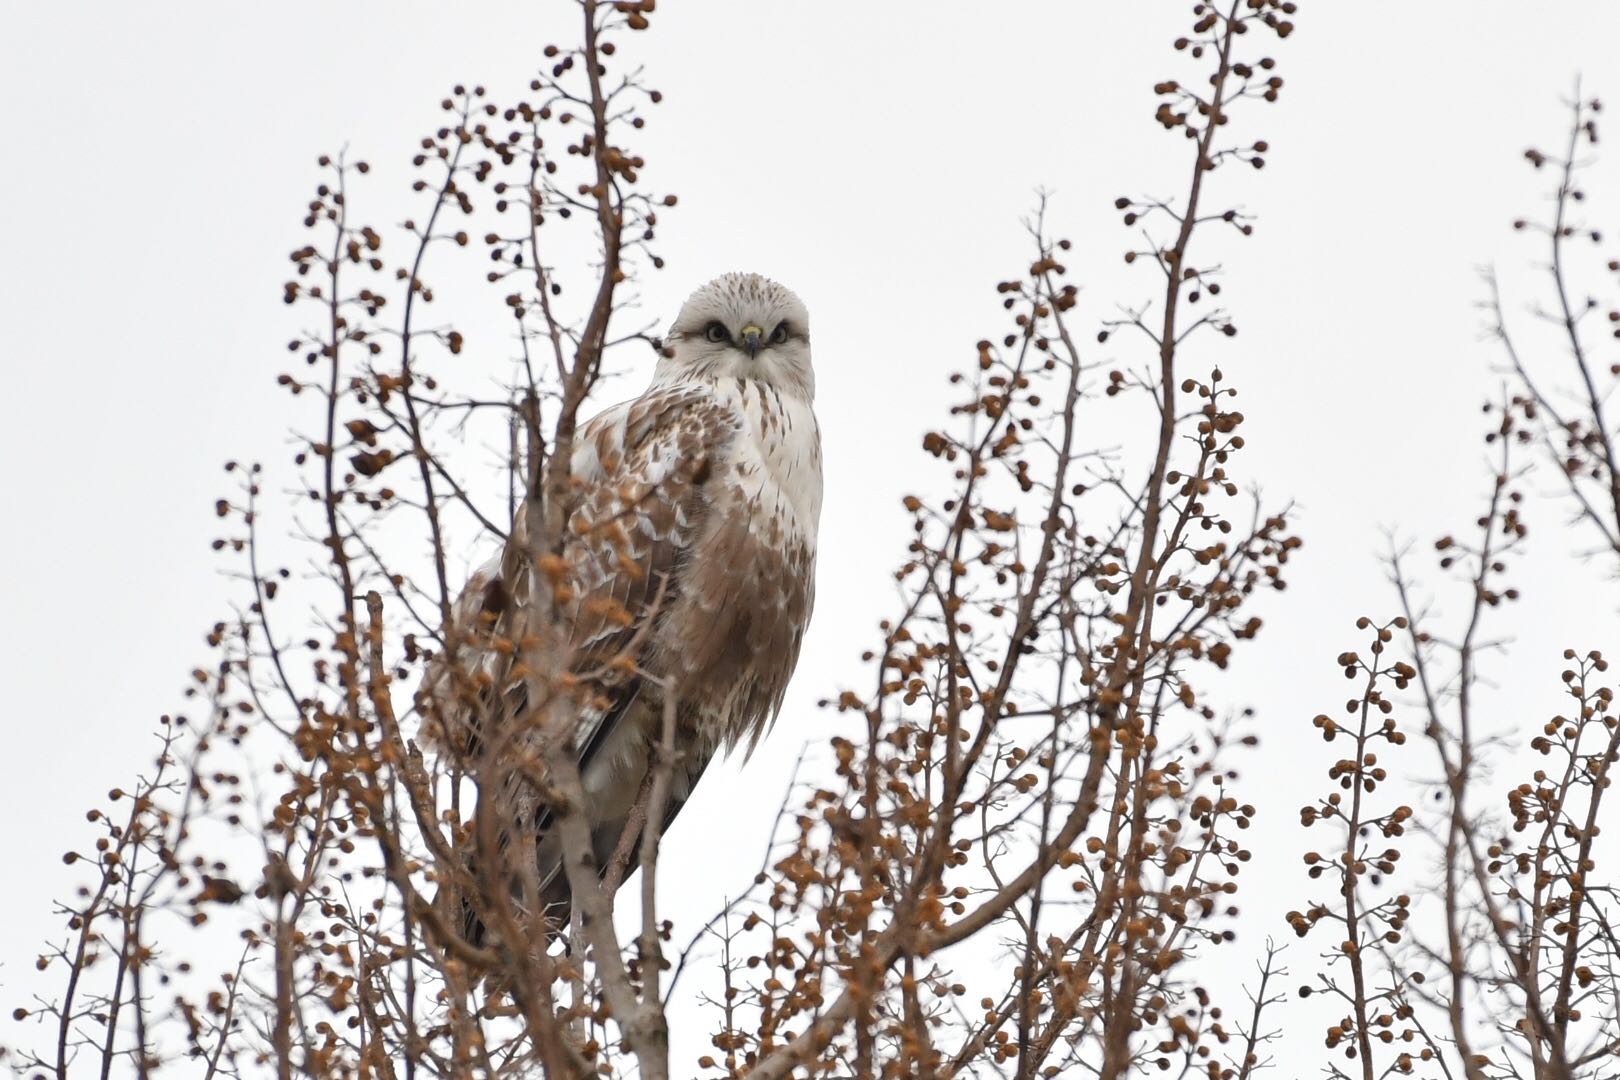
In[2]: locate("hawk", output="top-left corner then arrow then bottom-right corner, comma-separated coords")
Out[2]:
426,272 -> 822,941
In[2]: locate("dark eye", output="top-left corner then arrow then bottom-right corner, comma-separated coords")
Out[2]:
769,322 -> 790,346
703,321 -> 729,344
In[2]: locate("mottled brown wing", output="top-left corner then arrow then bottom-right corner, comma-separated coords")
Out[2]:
565,388 -> 731,660
555,383 -> 742,754
418,383 -> 740,762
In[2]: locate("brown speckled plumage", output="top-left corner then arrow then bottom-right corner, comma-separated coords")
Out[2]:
425,274 -> 822,937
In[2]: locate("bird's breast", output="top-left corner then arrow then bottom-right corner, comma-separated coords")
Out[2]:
711,378 -> 823,541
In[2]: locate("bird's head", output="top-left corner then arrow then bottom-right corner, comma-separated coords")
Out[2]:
656,272 -> 814,400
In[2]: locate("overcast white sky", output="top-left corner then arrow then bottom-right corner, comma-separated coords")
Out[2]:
5,3 -> 1620,1075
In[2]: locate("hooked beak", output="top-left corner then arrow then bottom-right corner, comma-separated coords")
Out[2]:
739,324 -> 763,358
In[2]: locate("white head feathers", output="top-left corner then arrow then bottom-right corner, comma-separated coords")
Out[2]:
656,272 -> 814,401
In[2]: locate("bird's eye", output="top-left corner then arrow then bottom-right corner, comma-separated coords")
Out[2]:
769,322 -> 790,346
703,321 -> 729,344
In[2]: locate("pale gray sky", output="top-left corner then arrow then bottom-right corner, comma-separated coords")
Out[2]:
4,3 -> 1620,1075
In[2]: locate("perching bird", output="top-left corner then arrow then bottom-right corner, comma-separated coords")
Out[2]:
424,272 -> 822,943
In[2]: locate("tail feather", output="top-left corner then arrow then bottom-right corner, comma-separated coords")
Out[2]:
448,737 -> 714,954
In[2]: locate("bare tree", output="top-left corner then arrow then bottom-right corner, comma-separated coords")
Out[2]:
1281,93 -> 1620,1080
26,4 -> 1617,1079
